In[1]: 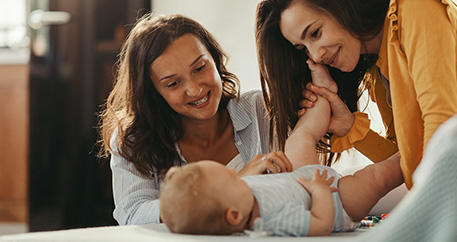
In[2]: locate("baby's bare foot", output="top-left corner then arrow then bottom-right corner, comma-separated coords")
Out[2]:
307,59 -> 338,93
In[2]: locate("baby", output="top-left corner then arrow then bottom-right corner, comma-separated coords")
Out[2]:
159,61 -> 403,236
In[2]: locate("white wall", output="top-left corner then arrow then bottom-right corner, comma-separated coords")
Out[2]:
151,0 -> 261,92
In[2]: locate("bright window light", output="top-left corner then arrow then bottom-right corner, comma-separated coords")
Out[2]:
0,0 -> 28,49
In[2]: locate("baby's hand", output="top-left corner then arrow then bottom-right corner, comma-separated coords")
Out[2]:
306,59 -> 338,93
297,169 -> 338,195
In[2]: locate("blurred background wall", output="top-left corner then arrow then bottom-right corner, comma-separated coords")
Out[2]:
152,0 -> 261,92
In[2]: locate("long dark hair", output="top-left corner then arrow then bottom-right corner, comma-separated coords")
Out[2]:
255,0 -> 387,165
98,13 -> 240,178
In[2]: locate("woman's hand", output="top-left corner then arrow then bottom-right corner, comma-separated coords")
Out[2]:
298,82 -> 355,137
238,151 -> 292,177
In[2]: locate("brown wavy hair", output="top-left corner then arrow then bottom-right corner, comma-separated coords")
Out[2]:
98,13 -> 240,178
255,0 -> 387,165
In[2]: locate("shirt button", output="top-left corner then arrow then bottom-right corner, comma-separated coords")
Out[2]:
237,141 -> 242,145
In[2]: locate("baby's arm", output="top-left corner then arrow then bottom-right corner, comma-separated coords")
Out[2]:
298,169 -> 338,236
285,61 -> 334,169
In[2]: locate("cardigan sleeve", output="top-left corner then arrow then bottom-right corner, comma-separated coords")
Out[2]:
330,112 -> 398,163
330,112 -> 370,152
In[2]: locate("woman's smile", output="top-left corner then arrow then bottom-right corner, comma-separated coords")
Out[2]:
188,91 -> 211,107
326,47 -> 340,68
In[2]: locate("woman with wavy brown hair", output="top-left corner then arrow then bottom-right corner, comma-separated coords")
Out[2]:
98,13 -> 292,225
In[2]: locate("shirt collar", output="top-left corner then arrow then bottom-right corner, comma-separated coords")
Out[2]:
227,97 -> 252,132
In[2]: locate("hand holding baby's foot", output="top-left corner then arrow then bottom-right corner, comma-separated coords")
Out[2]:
306,59 -> 338,93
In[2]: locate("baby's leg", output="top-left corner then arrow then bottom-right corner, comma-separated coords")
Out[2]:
337,152 -> 403,221
285,61 -> 333,169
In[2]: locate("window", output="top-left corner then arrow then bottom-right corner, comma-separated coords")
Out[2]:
0,0 -> 28,50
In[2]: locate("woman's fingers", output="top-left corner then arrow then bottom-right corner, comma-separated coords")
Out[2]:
303,84 -> 318,102
307,84 -> 355,136
297,108 -> 306,118
309,85 -> 339,103
263,161 -> 278,174
273,151 -> 293,172
240,152 -> 293,176
298,84 -> 319,117
299,99 -> 315,109
263,151 -> 292,173
238,154 -> 271,176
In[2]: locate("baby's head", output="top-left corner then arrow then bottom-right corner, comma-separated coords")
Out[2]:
160,160 -> 253,235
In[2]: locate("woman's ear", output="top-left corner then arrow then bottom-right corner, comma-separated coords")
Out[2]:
225,207 -> 244,225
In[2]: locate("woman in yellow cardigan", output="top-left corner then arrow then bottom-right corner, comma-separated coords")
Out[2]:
255,0 -> 457,188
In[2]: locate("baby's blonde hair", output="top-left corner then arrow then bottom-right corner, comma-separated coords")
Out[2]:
160,164 -> 230,234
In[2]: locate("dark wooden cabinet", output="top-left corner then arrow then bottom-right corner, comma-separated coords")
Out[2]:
27,0 -> 150,231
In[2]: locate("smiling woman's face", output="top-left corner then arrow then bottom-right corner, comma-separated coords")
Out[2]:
279,1 -> 362,72
150,34 -> 223,121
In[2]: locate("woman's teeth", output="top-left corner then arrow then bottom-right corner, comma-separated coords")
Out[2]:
190,94 -> 208,105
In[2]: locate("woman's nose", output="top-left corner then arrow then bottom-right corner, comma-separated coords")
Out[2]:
185,81 -> 203,97
307,45 -> 325,64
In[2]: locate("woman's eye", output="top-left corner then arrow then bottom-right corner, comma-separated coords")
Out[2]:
196,63 -> 206,72
295,44 -> 304,51
295,45 -> 308,55
311,28 -> 320,38
167,80 -> 180,88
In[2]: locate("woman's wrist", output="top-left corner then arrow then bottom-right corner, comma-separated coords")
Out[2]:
341,112 -> 356,136
330,112 -> 371,152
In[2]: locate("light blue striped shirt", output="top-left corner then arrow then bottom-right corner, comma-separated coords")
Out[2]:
110,90 -> 270,225
242,165 -> 344,236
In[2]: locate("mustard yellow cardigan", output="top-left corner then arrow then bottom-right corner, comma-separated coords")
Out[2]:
331,0 -> 457,188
